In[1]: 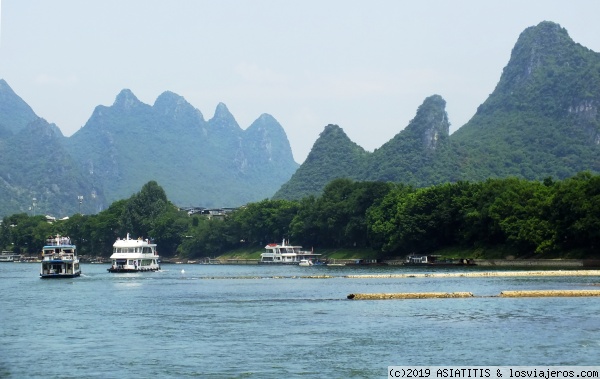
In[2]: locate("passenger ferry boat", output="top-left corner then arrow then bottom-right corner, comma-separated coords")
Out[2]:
107,234 -> 160,272
0,251 -> 21,262
259,239 -> 321,264
40,236 -> 81,278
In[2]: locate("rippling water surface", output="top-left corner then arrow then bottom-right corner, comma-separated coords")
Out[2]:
1,263 -> 599,378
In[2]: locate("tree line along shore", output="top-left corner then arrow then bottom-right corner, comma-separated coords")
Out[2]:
2,174 -> 600,261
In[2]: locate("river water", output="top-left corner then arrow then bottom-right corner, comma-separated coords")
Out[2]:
1,263 -> 599,378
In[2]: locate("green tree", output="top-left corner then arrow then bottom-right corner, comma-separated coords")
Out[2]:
550,172 -> 600,253
228,199 -> 300,246
122,181 -> 171,238
367,184 -> 414,254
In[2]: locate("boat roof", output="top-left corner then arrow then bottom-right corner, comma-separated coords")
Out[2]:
265,244 -> 303,249
265,238 -> 306,248
113,239 -> 156,248
113,233 -> 156,248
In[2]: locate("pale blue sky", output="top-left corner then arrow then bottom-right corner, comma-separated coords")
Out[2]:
1,1 -> 599,163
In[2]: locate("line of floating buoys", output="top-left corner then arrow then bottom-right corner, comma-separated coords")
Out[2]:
345,270 -> 600,279
347,292 -> 474,300
347,289 -> 600,299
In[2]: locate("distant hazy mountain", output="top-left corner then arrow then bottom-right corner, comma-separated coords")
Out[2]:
66,89 -> 298,208
0,79 -> 38,137
0,86 -> 105,217
0,83 -> 298,217
274,21 -> 600,199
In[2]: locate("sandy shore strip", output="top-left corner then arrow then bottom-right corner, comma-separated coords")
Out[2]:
345,270 -> 600,279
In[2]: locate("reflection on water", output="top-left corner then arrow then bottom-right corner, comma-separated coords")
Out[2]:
1,263 -> 599,378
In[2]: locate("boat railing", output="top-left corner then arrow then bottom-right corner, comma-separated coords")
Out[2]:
43,253 -> 75,261
45,236 -> 72,246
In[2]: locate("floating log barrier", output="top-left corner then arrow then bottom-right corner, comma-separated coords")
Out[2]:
300,275 -> 334,279
345,270 -> 600,279
499,290 -> 600,297
347,292 -> 474,300
348,289 -> 600,300
190,275 -> 336,280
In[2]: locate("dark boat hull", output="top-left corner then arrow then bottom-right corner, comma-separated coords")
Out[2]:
257,261 -> 300,265
107,267 -> 160,273
40,272 -> 81,279
404,262 -> 477,267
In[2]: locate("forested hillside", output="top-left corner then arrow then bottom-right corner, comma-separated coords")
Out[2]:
0,80 -> 104,216
274,124 -> 369,200
274,21 -> 600,200
64,90 -> 300,209
451,21 -> 600,180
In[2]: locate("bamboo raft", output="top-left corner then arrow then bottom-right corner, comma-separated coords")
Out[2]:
499,290 -> 600,297
347,292 -> 474,300
347,289 -> 600,299
345,270 -> 600,279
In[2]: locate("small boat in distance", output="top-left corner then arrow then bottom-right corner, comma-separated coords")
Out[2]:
107,234 -> 160,273
404,254 -> 476,266
299,259 -> 313,267
259,239 -> 321,264
344,259 -> 388,266
40,235 -> 81,278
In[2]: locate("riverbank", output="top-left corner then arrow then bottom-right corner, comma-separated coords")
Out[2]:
170,244 -> 600,265
472,258 -> 600,267
163,257 -> 600,267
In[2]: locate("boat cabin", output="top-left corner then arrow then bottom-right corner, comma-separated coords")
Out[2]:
259,239 -> 321,264
40,236 -> 81,278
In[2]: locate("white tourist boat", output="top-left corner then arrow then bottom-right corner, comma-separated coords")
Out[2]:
40,235 -> 81,278
259,239 -> 321,264
107,234 -> 160,272
0,251 -> 21,262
